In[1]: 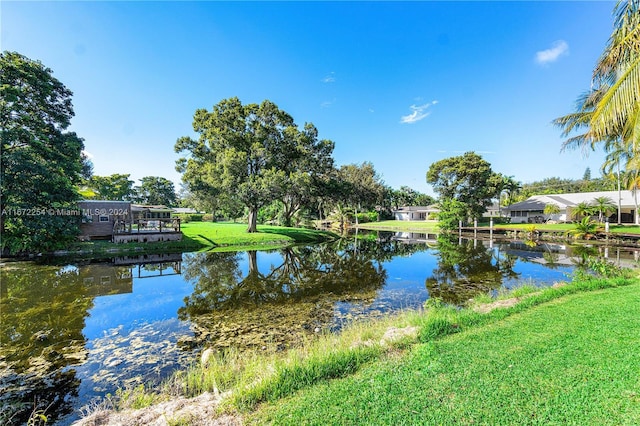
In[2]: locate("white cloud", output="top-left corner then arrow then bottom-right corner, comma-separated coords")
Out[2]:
320,98 -> 336,108
321,72 -> 336,83
82,150 -> 94,159
400,101 -> 438,124
535,40 -> 569,65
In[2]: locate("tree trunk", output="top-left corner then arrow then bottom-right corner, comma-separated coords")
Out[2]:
247,207 -> 258,233
248,250 -> 258,274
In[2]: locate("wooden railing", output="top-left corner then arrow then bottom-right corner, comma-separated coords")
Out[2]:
113,217 -> 181,234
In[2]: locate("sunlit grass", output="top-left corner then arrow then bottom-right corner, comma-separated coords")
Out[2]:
254,277 -> 640,425
180,222 -> 337,249
356,220 -> 439,232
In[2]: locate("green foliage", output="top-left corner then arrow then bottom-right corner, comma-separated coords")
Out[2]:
543,203 -> 561,215
85,174 -> 135,201
175,97 -> 335,233
426,152 -> 502,220
592,195 -> 616,222
1,51 -> 87,254
388,185 -> 435,209
517,177 -> 614,201
569,217 -> 598,239
133,176 -> 177,206
336,162 -> 386,221
354,211 -> 378,223
435,198 -> 467,231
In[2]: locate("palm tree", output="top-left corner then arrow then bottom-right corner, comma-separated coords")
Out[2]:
592,196 -> 617,222
500,175 -> 521,206
590,0 -> 640,146
622,157 -> 640,224
569,217 -> 599,240
554,1 -> 639,188
543,203 -> 561,221
571,202 -> 594,221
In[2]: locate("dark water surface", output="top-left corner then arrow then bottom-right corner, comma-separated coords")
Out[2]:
1,233 -> 636,424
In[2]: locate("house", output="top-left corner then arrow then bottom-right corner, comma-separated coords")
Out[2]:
79,200 -> 132,240
131,204 -> 173,220
393,202 -> 501,221
78,200 -> 182,242
504,190 -> 639,224
393,205 -> 439,221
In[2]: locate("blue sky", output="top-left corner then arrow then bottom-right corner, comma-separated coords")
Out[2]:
2,1 -> 616,195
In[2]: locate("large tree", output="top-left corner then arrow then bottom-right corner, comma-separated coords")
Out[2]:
277,123 -> 335,226
134,176 -> 177,206
1,51 -> 87,254
426,152 -> 502,225
337,162 -> 386,224
175,97 -> 333,232
87,174 -> 136,201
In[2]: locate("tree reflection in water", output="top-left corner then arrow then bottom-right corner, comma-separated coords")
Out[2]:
0,264 -> 98,425
425,236 -> 520,305
178,240 -> 393,352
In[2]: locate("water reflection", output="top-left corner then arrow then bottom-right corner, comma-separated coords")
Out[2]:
0,257 -> 183,425
2,236 -> 637,424
425,235 -> 520,305
178,241 -> 392,351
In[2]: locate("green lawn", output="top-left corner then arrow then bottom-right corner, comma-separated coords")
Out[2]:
253,281 -> 640,425
358,220 -> 640,235
356,220 -> 440,232
180,222 -> 337,249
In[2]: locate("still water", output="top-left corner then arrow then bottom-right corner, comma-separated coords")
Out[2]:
1,233 -> 635,424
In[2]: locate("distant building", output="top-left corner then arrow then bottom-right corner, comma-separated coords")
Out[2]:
504,190 -> 638,224
172,207 -> 200,215
393,203 -> 501,221
393,205 -> 439,221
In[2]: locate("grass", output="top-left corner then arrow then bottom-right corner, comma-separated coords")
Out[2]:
253,278 -> 640,425
180,222 -> 337,249
61,222 -> 337,257
358,220 -> 640,236
356,220 -> 440,232
101,268 -> 638,424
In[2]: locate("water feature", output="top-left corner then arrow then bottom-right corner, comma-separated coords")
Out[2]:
1,233 -> 636,424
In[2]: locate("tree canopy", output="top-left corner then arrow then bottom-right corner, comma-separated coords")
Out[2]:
1,51 -> 87,254
85,174 -> 135,201
426,152 -> 502,224
134,176 -> 177,206
175,97 -> 335,232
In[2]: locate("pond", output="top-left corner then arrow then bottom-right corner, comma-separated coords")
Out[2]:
1,233 -> 636,425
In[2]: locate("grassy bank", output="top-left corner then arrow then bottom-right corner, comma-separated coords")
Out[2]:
356,220 -> 439,232
254,276 -> 640,425
180,222 -> 337,249
85,263 -> 639,425
59,222 -> 337,258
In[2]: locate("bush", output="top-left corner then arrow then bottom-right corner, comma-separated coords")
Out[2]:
355,211 -> 378,223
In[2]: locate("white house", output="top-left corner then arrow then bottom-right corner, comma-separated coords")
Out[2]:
504,190 -> 639,224
393,205 -> 439,221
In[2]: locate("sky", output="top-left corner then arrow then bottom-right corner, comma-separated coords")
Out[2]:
2,1 -> 617,196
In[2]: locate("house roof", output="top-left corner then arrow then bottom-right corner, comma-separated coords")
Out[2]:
506,190 -> 637,211
393,205 -> 439,212
132,204 -> 172,213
